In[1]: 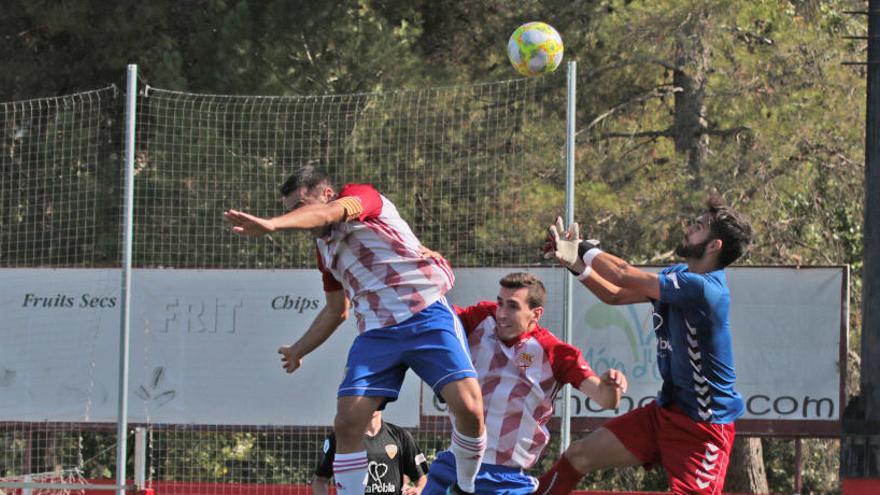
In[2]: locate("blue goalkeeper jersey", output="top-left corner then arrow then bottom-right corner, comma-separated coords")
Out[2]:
653,264 -> 744,424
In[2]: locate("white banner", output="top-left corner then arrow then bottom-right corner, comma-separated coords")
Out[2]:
0,268 -> 420,427
428,267 -> 845,424
0,267 -> 845,427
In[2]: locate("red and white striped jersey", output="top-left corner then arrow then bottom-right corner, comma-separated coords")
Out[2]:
315,184 -> 454,333
454,302 -> 596,469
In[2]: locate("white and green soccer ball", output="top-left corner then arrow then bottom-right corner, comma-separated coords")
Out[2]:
507,22 -> 564,77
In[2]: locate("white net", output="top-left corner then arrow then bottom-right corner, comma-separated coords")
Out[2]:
133,76 -> 564,493
134,78 -> 561,269
0,87 -> 120,267
0,87 -> 121,493
0,466 -> 87,495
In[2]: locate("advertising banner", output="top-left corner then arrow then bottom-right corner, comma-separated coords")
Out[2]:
0,266 -> 846,432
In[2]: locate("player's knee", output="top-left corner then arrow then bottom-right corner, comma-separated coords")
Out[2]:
565,438 -> 600,473
333,412 -> 365,442
450,391 -> 483,420
448,398 -> 484,435
458,401 -> 484,426
464,396 -> 484,422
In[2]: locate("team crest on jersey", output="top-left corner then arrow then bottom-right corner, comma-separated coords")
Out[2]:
385,444 -> 398,459
516,352 -> 534,369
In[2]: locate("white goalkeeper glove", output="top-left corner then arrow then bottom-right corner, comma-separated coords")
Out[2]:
544,216 -> 600,275
545,216 -> 580,266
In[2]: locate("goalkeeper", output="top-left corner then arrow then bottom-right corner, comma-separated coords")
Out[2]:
224,166 -> 485,495
537,195 -> 753,495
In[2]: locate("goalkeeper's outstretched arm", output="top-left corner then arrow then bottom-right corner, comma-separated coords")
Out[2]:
586,251 -> 659,301
579,268 -> 652,306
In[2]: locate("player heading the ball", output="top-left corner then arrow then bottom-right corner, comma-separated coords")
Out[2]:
223,166 -> 486,495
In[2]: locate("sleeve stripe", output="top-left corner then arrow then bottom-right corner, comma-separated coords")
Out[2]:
333,196 -> 364,221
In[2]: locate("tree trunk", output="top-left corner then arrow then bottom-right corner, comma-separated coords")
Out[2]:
671,12 -> 710,189
725,436 -> 769,494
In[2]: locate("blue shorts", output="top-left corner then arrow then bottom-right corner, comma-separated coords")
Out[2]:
422,451 -> 538,495
338,297 -> 477,403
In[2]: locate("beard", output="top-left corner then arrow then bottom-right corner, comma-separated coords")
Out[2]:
675,237 -> 712,260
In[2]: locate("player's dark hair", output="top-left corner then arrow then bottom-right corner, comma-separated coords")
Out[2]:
705,194 -> 754,268
279,165 -> 334,196
499,272 -> 546,309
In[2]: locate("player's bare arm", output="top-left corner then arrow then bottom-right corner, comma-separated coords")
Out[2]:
579,268 -> 651,306
224,202 -> 347,237
577,368 -> 628,410
278,290 -> 349,373
588,253 -> 659,301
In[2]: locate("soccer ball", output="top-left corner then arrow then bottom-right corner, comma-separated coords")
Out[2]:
507,22 -> 564,77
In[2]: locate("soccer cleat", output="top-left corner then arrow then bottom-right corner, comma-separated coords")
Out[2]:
445,484 -> 475,495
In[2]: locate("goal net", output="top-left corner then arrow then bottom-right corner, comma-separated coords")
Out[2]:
132,76 -> 564,492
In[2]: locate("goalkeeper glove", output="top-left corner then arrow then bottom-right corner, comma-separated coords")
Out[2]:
544,217 -> 601,273
544,216 -> 581,266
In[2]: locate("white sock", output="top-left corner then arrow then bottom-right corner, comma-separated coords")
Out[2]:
332,450 -> 368,495
450,428 -> 486,493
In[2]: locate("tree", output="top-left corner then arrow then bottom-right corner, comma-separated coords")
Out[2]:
727,437 -> 770,493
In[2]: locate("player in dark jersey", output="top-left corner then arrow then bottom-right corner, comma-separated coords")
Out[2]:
312,411 -> 429,495
538,194 -> 753,495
